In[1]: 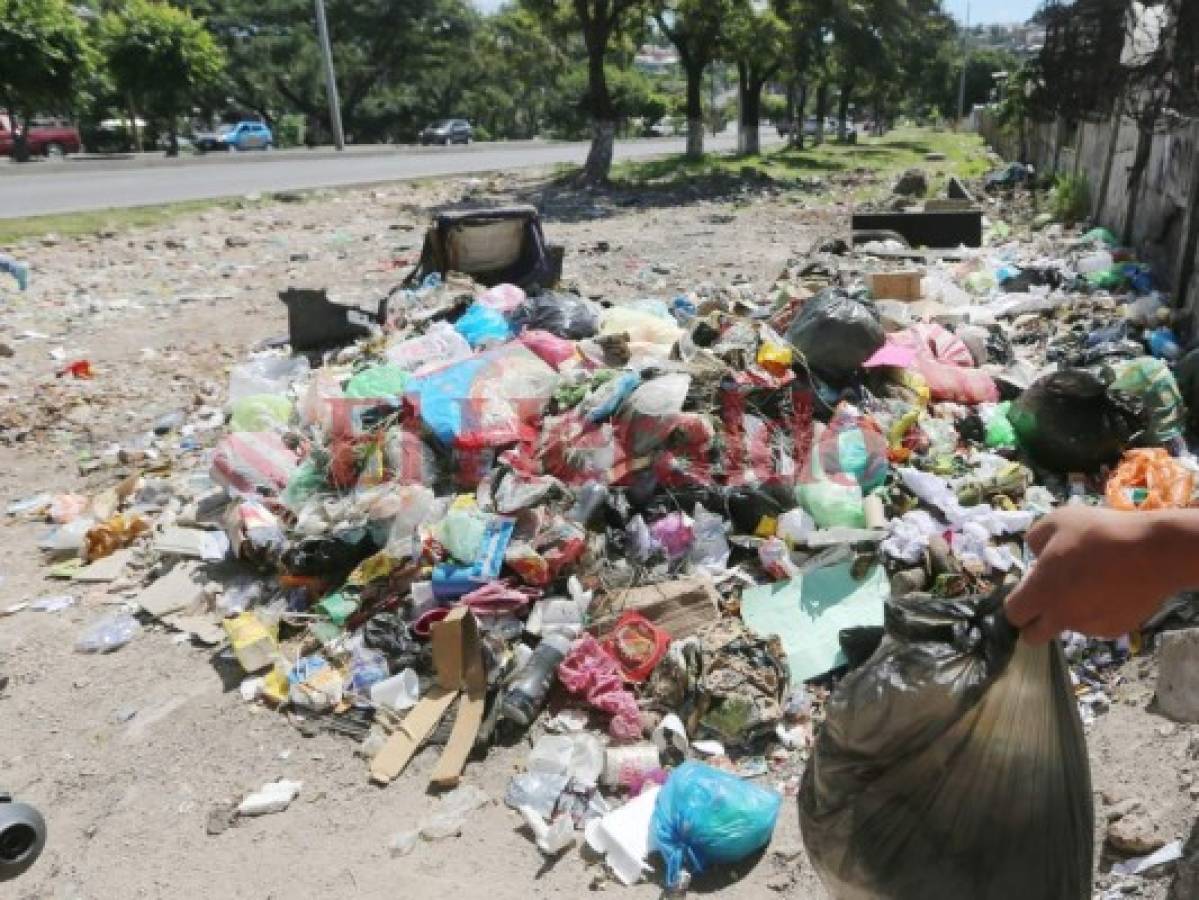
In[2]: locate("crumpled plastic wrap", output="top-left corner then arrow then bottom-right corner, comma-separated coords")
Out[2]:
557,635 -> 641,741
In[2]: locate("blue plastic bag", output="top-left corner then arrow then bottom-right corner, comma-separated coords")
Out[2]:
650,761 -> 781,888
455,302 -> 513,348
407,344 -> 559,449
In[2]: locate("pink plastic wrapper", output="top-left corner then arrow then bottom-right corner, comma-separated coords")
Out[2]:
892,324 -> 975,368
211,432 -> 299,498
890,325 -> 998,404
476,283 -> 527,313
649,512 -> 695,559
913,359 -> 999,404
557,635 -> 642,741
519,330 -> 578,369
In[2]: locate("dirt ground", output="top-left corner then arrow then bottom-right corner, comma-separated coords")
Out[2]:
1,165 -> 1196,899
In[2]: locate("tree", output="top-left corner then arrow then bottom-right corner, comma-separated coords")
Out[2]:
0,0 -> 93,161
725,0 -> 787,155
526,0 -> 650,183
190,0 -> 481,144
654,0 -> 733,159
459,5 -> 570,140
826,0 -> 888,140
773,0 -> 822,148
102,1 -> 225,156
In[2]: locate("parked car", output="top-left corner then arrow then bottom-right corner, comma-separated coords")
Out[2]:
420,119 -> 472,145
156,134 -> 195,153
194,121 -> 273,152
647,117 -> 685,137
0,114 -> 82,158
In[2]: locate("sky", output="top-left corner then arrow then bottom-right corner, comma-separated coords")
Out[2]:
471,0 -> 1045,25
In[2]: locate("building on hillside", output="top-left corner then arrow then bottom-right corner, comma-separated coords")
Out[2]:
634,46 -> 680,75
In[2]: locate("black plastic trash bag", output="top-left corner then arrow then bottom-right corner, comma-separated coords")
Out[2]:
785,289 -> 884,381
510,292 -> 601,340
1009,369 -> 1144,472
800,593 -> 1093,900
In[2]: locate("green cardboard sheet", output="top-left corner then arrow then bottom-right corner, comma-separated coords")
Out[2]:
741,561 -> 888,685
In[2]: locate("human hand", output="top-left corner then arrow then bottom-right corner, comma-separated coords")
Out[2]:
1005,506 -> 1183,645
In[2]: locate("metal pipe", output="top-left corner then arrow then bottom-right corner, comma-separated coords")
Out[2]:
0,794 -> 46,882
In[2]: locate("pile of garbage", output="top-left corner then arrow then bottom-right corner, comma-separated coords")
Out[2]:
9,199 -> 1199,894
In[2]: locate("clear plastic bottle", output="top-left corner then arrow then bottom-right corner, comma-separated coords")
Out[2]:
501,633 -> 573,726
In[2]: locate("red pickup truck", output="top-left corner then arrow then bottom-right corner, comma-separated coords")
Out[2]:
0,114 -> 83,158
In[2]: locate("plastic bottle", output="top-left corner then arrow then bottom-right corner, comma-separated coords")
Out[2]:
501,633 -> 573,726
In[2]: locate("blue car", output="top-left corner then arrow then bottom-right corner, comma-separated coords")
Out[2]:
196,121 -> 273,152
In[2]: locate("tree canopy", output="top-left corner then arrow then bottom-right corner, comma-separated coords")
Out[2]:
103,0 -> 226,153
0,0 -> 94,157
4,0 -> 981,161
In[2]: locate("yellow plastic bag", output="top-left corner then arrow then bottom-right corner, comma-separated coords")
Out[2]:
224,612 -> 279,673
757,342 -> 793,373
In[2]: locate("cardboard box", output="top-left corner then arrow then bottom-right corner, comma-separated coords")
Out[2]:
868,271 -> 923,302
591,577 -> 721,640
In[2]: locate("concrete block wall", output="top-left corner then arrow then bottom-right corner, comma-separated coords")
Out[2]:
980,111 -> 1199,335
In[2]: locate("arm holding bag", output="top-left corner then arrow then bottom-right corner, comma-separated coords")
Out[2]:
799,592 -> 1093,900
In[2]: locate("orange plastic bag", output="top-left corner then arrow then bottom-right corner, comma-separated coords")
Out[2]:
1105,448 -> 1194,511
84,513 -> 149,561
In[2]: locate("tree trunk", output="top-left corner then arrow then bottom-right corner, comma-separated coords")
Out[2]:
10,110 -> 30,163
579,19 -> 616,184
709,66 -> 721,136
582,120 -> 616,184
837,81 -> 853,141
815,82 -> 828,146
685,61 -> 705,160
737,65 -> 762,156
785,80 -> 798,145
167,112 -> 180,158
793,82 -> 808,149
127,96 -> 143,153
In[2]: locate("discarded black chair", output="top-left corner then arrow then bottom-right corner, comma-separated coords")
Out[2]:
403,206 -> 563,292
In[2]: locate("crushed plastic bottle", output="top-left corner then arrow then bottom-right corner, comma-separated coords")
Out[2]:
419,785 -> 491,840
75,612 -> 141,653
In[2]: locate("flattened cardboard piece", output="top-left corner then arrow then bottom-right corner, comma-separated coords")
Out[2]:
370,607 -> 486,787
155,526 -> 230,561
593,577 -> 720,640
160,612 -> 225,646
432,606 -> 469,692
73,548 -> 134,583
136,561 -> 207,618
369,687 -> 458,785
430,694 -> 485,789
430,609 -> 486,788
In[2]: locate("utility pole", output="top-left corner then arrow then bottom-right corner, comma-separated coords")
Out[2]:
314,0 -> 345,150
957,0 -> 971,125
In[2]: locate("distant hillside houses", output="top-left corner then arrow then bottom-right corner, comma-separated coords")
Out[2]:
635,45 -> 680,74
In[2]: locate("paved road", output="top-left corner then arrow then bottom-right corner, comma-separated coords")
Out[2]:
0,133 -> 778,220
